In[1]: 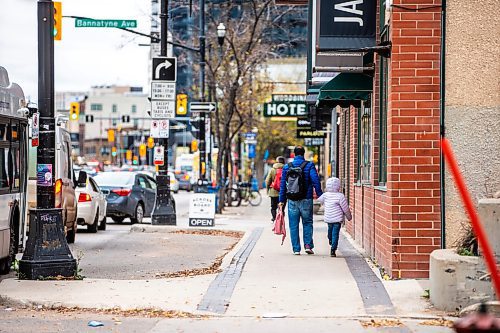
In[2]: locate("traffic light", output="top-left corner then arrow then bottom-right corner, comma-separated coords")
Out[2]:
111,146 -> 117,157
147,137 -> 155,149
70,102 -> 80,121
139,144 -> 147,158
191,140 -> 198,152
107,129 -> 115,143
53,2 -> 62,41
176,94 -> 188,116
126,150 -> 133,162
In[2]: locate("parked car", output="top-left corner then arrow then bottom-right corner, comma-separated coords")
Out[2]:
75,176 -> 107,232
27,122 -> 84,243
168,171 -> 180,193
93,172 -> 175,224
174,170 -> 192,192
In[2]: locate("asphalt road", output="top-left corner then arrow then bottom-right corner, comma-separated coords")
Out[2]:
69,191 -> 237,280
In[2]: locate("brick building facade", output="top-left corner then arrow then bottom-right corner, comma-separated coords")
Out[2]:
337,0 -> 443,278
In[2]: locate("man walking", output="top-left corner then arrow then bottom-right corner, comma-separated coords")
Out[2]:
279,146 -> 322,255
266,156 -> 285,222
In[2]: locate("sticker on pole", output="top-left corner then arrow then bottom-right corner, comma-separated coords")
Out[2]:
37,164 -> 53,186
189,193 -> 216,227
150,120 -> 169,138
153,146 -> 165,166
32,113 -> 40,147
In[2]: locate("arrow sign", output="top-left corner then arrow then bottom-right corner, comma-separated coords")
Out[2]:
190,102 -> 217,113
152,57 -> 177,81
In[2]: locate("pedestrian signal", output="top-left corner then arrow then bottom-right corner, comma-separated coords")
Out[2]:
85,115 -> 94,123
176,94 -> 188,116
70,102 -> 80,121
122,115 -> 130,123
107,129 -> 115,143
53,2 -> 62,41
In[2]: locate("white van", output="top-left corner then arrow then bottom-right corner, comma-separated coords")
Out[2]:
27,119 -> 80,243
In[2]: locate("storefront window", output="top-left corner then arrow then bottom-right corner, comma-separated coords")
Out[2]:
357,101 -> 372,183
379,56 -> 388,185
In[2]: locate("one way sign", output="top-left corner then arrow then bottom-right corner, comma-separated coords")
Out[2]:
190,102 -> 217,113
152,57 -> 177,82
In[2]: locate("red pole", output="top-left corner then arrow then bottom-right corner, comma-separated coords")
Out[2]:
441,138 -> 500,299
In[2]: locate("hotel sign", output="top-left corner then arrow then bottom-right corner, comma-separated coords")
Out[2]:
263,93 -> 307,118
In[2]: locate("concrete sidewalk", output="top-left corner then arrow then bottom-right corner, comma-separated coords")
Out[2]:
0,195 -> 454,332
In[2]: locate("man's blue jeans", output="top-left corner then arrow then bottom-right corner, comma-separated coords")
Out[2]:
327,222 -> 342,251
287,199 -> 314,252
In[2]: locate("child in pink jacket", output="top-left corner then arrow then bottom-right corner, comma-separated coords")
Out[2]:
317,177 -> 352,257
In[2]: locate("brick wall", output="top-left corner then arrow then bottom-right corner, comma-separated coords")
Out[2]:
340,0 -> 442,279
388,0 -> 442,278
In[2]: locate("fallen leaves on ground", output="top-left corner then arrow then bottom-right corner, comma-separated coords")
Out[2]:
155,240 -> 240,278
360,319 -> 404,328
419,318 -> 454,327
32,306 -> 207,319
170,229 -> 244,239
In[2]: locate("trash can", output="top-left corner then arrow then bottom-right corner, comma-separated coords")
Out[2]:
208,186 -> 220,212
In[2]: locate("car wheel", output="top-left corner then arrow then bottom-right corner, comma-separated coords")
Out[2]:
98,216 -> 107,231
0,218 -> 16,274
87,210 -> 99,233
130,203 -> 144,224
112,216 -> 125,224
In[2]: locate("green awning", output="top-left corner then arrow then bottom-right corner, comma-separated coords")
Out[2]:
317,73 -> 373,106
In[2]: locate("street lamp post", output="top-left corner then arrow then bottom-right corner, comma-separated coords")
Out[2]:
151,0 -> 176,225
19,0 -> 77,279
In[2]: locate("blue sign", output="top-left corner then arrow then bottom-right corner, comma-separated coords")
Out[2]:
248,144 -> 256,158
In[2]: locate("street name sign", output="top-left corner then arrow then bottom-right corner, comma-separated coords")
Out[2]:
152,57 -> 177,82
75,19 -> 137,28
190,102 -> 217,113
151,100 -> 175,119
153,146 -> 165,166
151,82 -> 176,100
189,193 -> 216,227
150,119 -> 169,138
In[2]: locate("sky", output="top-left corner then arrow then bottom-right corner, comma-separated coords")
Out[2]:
0,0 -> 153,101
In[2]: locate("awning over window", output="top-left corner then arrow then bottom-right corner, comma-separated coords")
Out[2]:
317,73 -> 373,106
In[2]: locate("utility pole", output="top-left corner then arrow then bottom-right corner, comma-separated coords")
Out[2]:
19,0 -> 77,279
151,0 -> 176,225
196,0 -> 208,192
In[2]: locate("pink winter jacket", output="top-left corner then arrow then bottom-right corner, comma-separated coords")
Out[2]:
317,177 -> 352,223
